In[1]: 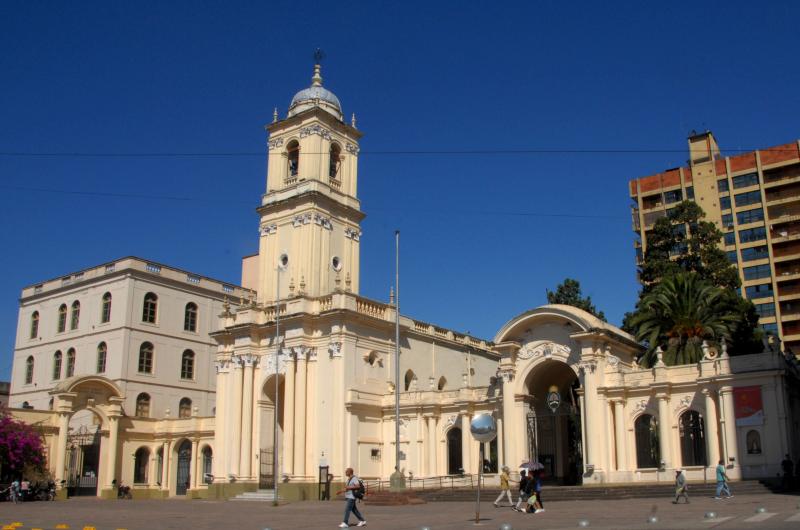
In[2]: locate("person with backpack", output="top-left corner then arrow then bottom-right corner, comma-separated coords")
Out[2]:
336,467 -> 366,528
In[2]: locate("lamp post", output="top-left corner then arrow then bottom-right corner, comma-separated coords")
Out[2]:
470,413 -> 497,524
389,231 -> 406,491
273,254 -> 288,504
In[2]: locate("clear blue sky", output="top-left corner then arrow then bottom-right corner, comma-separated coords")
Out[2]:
1,1 -> 798,380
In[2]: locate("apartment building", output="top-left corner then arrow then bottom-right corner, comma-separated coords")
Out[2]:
10,257 -> 252,418
630,132 -> 800,352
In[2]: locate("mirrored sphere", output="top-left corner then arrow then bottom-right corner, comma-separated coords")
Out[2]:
470,413 -> 497,443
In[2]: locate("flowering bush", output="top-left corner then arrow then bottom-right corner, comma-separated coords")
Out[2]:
0,410 -> 45,474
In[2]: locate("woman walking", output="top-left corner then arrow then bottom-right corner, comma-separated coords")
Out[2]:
493,466 -> 514,508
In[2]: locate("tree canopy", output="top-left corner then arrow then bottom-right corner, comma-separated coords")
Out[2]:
0,410 -> 46,478
546,278 -> 606,321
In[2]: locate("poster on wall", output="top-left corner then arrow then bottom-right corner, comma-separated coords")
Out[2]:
733,386 -> 764,426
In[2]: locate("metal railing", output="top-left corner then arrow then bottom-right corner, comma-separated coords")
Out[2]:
362,474 -> 487,493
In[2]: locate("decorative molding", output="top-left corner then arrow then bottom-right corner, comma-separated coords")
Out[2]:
674,395 -> 692,413
292,345 -> 316,361
328,341 -> 343,359
346,143 -> 360,156
344,227 -> 361,241
214,360 -> 231,374
497,368 -> 514,383
517,341 -> 571,361
267,138 -> 284,150
299,124 -> 333,141
607,355 -> 620,368
293,213 -> 312,227
634,399 -> 649,413
263,350 -> 287,375
235,353 -> 259,368
579,361 -> 597,374
260,224 -> 277,236
313,213 -> 333,230
445,415 -> 457,428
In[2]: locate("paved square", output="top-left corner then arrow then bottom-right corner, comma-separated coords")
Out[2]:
1,492 -> 800,529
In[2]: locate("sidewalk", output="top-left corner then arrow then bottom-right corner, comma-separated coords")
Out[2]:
1,491 -> 799,529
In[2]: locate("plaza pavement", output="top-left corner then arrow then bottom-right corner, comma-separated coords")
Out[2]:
1,492 -> 800,530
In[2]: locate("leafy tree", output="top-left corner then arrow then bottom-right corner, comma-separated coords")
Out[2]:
629,273 -> 739,366
0,409 -> 46,478
546,278 -> 606,322
639,201 -> 740,291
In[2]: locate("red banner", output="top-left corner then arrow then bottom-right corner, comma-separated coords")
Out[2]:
734,386 -> 764,426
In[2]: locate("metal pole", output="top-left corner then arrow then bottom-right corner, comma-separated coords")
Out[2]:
273,267 -> 281,503
394,230 -> 401,475
475,444 -> 483,524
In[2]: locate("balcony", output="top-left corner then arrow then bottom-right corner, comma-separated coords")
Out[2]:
763,163 -> 800,187
765,183 -> 800,205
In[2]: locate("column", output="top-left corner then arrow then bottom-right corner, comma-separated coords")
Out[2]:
427,416 -> 437,476
612,399 -> 627,471
230,358 -> 244,477
106,416 -> 119,488
500,370 -> 516,469
657,394 -> 672,469
599,395 -> 611,472
578,390 -> 589,470
162,440 -> 172,491
720,387 -> 739,469
212,361 -> 228,481
239,355 -> 256,479
54,412 -> 70,483
304,349 -> 318,480
702,389 -> 720,467
191,439 -> 200,490
496,416 -> 505,468
294,349 -> 308,478
417,410 -> 424,476
283,352 -> 296,477
461,413 -> 472,474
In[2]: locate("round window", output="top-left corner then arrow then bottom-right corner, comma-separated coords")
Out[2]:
278,253 -> 289,269
331,256 -> 342,271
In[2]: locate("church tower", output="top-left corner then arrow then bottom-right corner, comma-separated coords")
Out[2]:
249,59 -> 364,302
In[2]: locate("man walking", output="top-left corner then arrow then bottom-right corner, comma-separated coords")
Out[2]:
672,469 -> 689,504
513,470 -> 528,512
714,460 -> 733,499
493,466 -> 514,508
336,467 -> 366,528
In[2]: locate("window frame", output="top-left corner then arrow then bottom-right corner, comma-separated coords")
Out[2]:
180,350 -> 195,380
101,292 -> 112,323
70,300 -> 80,330
52,350 -> 63,380
135,393 -> 151,418
634,414 -> 660,469
57,304 -> 67,333
179,397 -> 192,418
66,348 -> 76,378
184,302 -> 198,332
138,342 -> 154,374
25,356 -> 34,384
142,292 -> 158,324
97,342 -> 107,373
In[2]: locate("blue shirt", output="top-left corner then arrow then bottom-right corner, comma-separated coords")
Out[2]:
716,465 -> 725,482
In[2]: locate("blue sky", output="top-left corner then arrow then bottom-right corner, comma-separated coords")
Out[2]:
1,1 -> 798,380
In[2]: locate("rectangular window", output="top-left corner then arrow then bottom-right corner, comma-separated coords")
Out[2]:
726,250 -> 738,264
743,264 -> 771,281
721,214 -> 734,228
733,172 -> 759,189
745,283 -> 774,299
760,322 -> 778,335
685,186 -> 694,200
724,232 -> 736,246
739,226 -> 767,244
734,190 -> 762,207
720,196 -> 732,210
718,179 -> 729,192
736,208 -> 764,225
664,189 -> 683,204
741,245 -> 769,262
754,303 -> 776,318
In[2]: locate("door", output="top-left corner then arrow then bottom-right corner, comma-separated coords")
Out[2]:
175,440 -> 192,495
66,426 -> 100,497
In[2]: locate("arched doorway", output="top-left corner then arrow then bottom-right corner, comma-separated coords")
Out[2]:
175,440 -> 192,495
447,427 -> 463,475
259,374 -> 285,488
524,360 -> 582,485
66,409 -> 102,497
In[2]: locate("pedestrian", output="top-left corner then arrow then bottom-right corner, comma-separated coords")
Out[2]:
493,466 -> 514,508
531,469 -> 545,513
714,460 -> 733,499
336,467 -> 366,528
781,454 -> 794,491
672,469 -> 689,504
513,469 -> 528,512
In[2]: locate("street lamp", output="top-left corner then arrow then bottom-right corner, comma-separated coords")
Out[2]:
470,413 -> 497,524
273,253 -> 288,505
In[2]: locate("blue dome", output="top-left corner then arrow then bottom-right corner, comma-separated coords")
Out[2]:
287,64 -> 343,121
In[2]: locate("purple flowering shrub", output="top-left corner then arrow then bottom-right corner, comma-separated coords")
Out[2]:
0,409 -> 46,474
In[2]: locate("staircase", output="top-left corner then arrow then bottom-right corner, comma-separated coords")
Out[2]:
231,490 -> 280,502
415,479 -> 780,502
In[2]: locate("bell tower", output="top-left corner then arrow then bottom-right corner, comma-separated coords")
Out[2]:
250,58 -> 364,303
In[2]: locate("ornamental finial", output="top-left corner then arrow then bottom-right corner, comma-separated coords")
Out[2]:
311,48 -> 325,87
273,107 -> 278,123
351,113 -> 357,128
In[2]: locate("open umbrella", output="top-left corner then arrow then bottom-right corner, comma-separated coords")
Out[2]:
520,461 -> 544,471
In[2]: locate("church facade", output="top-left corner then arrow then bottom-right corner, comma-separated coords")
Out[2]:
8,61 -> 800,500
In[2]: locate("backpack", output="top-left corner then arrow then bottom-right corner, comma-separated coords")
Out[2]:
352,477 -> 365,500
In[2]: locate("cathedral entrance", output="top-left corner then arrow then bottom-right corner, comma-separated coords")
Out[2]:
447,427 -> 463,475
259,374 -> 284,486
175,440 -> 192,495
524,360 -> 582,485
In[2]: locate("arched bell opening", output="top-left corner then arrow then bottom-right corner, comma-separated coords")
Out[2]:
523,360 -> 582,485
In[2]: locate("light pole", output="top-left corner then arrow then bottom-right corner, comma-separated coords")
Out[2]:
273,254 -> 288,504
390,230 -> 405,491
470,413 -> 497,524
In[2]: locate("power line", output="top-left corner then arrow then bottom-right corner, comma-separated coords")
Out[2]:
0,147 -> 796,158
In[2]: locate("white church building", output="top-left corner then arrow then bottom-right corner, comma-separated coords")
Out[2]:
8,60 -> 800,500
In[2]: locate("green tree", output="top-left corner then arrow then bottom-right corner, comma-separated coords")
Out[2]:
629,273 -> 739,366
639,201 -> 740,291
546,278 -> 606,321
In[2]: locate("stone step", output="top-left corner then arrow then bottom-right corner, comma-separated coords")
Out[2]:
231,489 -> 280,502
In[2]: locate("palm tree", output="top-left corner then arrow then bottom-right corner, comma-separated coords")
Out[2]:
630,272 -> 739,366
